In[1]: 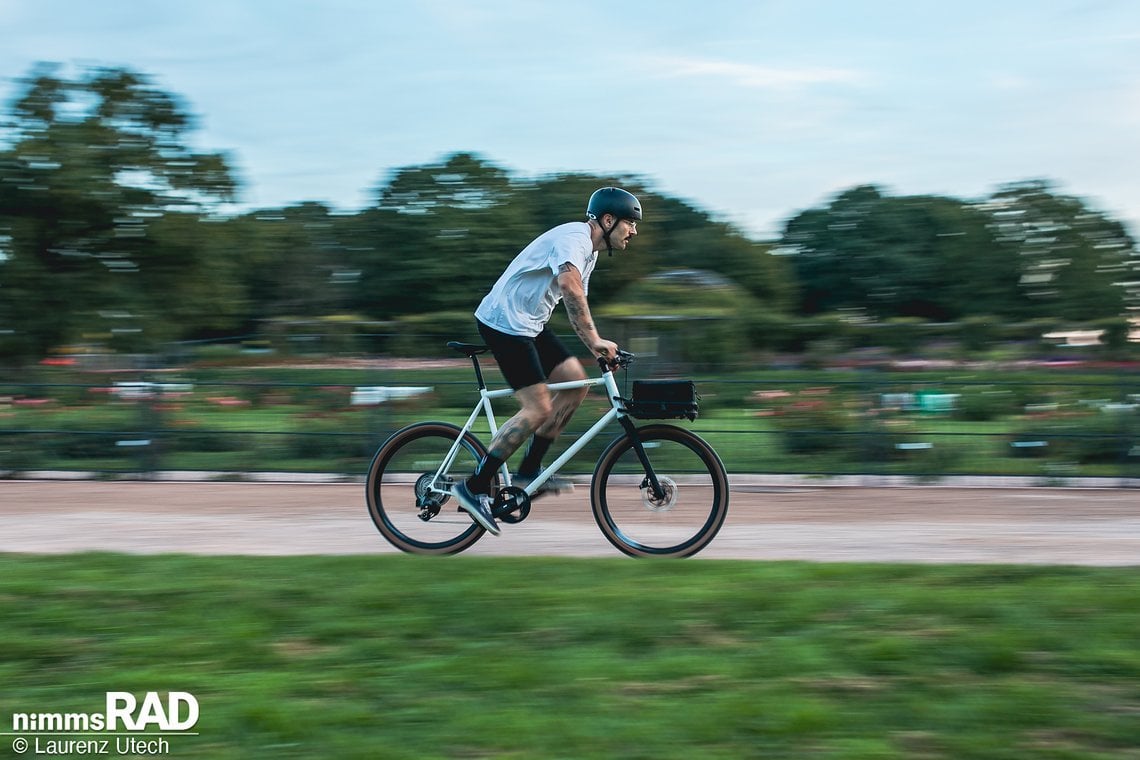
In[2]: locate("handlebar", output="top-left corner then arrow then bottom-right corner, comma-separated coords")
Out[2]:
597,349 -> 635,373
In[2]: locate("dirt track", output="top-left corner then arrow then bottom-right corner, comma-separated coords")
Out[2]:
1,480 -> 1136,564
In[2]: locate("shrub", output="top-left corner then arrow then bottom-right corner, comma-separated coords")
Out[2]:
164,430 -> 246,453
957,316 -> 998,353
772,399 -> 851,455
0,433 -> 46,473
390,312 -> 483,357
603,270 -> 759,368
286,430 -> 372,461
880,317 -> 928,356
856,420 -> 917,462
1011,411 -> 1137,464
1093,317 -> 1134,359
894,441 -> 964,481
955,389 -> 1018,422
746,311 -> 801,352
789,314 -> 855,354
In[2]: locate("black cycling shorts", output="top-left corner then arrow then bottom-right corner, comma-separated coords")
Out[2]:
476,320 -> 573,390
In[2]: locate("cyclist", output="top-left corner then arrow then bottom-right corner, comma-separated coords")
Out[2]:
454,186 -> 642,534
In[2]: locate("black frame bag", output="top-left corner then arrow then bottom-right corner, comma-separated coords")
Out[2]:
624,380 -> 699,421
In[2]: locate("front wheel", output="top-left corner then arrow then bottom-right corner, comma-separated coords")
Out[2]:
366,422 -> 496,555
591,424 -> 729,558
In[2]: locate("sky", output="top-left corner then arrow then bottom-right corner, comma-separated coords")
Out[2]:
2,0 -> 1139,239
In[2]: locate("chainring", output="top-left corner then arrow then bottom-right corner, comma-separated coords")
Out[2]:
494,485 -> 532,524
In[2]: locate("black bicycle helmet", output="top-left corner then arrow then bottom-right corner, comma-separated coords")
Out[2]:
586,187 -> 642,255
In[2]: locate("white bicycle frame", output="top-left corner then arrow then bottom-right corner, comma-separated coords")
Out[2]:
429,364 -> 626,499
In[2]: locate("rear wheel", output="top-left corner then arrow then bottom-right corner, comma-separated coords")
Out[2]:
366,422 -> 495,555
591,424 -> 729,558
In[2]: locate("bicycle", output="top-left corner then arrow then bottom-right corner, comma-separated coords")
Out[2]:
365,342 -> 729,558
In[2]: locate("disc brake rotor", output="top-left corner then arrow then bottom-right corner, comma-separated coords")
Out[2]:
641,476 -> 678,512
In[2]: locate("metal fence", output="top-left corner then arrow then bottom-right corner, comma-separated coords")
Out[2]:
1,373 -> 1137,486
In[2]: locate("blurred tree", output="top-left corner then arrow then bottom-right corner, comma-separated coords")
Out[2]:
924,198 -> 1027,320
140,212 -> 247,342
982,180 -> 1138,322
669,220 -> 796,313
0,64 -> 239,360
781,182 -> 1137,326
223,202 -> 353,322
375,151 -> 515,214
348,153 -> 533,318
348,161 -> 801,330
781,185 -> 1028,320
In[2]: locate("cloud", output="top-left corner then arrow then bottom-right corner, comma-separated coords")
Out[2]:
646,54 -> 868,91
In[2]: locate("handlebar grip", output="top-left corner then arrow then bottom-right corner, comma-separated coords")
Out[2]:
597,350 -> 635,372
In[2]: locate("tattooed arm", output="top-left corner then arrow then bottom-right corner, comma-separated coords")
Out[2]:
557,263 -> 618,359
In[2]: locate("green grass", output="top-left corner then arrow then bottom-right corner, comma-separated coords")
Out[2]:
1,554 -> 1138,758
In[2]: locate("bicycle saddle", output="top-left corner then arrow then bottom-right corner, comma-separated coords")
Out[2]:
447,341 -> 489,356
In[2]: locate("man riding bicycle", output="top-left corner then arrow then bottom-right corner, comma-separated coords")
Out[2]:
454,186 -> 643,535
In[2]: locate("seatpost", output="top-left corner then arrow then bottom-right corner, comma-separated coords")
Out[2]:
471,354 -> 487,390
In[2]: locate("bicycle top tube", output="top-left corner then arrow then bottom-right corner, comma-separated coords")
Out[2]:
482,375 -> 606,400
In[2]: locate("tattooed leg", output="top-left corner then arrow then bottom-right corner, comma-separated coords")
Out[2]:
488,383 -> 553,461
488,416 -> 536,460
536,358 -> 588,440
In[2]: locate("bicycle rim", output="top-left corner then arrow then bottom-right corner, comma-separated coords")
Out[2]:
591,425 -> 729,558
366,422 -> 489,555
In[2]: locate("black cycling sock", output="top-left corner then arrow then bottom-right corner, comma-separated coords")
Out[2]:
467,454 -> 505,495
518,435 -> 554,477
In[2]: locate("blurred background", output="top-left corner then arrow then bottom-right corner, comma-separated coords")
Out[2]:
0,1 -> 1137,481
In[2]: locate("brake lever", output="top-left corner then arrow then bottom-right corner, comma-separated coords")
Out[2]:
596,350 -> 635,372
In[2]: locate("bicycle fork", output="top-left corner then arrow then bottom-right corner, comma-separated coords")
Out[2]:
617,416 -> 668,501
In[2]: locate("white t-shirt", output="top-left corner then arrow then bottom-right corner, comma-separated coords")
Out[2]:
475,221 -> 598,337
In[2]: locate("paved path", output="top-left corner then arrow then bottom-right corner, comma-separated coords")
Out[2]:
0,480 -> 1136,564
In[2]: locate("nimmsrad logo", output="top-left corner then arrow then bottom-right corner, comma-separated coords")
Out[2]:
11,692 -> 199,732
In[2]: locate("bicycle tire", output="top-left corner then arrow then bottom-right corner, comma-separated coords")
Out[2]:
590,424 -> 729,558
366,421 -> 494,555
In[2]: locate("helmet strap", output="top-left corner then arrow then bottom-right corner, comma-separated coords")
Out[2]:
601,217 -> 615,257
